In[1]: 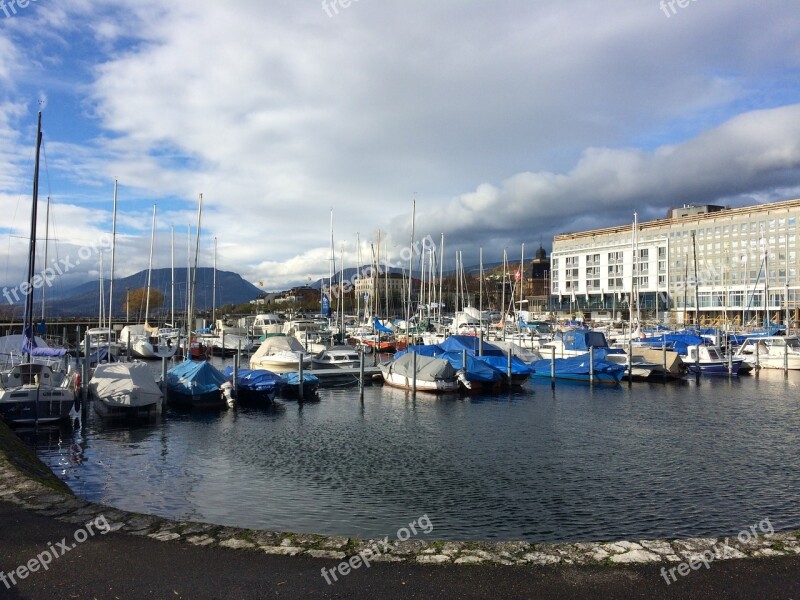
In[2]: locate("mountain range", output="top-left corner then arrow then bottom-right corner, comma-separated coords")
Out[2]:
5,268 -> 263,318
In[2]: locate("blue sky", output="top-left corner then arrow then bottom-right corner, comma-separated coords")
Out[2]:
1,0 -> 800,294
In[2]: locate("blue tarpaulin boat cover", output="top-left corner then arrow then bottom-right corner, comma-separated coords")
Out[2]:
281,372 -> 320,387
373,317 -> 394,333
439,351 -> 502,383
638,333 -> 706,355
558,330 -> 609,351
166,360 -> 226,396
22,326 -> 67,357
223,367 -> 281,391
476,354 -> 531,376
530,349 -> 624,377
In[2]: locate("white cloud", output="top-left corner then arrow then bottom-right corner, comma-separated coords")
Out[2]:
1,0 -> 800,293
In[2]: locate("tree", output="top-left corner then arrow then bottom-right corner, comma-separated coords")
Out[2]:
123,287 -> 165,322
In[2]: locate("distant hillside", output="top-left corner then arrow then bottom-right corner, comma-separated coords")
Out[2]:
14,268 -> 262,318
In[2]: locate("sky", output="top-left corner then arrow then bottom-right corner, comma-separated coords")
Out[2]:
1,0 -> 800,296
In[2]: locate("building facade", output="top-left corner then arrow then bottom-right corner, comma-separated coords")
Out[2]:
550,199 -> 800,326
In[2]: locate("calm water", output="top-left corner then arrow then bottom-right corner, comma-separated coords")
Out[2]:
20,363 -> 800,542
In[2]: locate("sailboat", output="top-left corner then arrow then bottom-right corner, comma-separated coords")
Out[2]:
165,193 -> 226,409
0,112 -> 76,425
120,205 -> 178,359
90,180 -> 163,418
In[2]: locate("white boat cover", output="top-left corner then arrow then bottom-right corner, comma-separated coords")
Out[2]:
383,353 -> 457,382
250,335 -> 306,361
89,362 -> 162,408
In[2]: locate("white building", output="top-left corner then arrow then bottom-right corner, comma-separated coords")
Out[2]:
550,199 -> 800,326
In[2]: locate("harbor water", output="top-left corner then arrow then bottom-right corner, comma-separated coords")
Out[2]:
19,360 -> 800,543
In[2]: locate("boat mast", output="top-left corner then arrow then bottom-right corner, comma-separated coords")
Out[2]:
438,233 -> 444,326
501,248 -> 507,340
108,180 -> 117,352
41,196 -> 50,325
24,112 -> 43,361
171,225 -> 175,327
405,199 -> 415,345
692,231 -> 699,327
188,194 -> 203,354
212,236 -> 217,328
144,204 -> 156,326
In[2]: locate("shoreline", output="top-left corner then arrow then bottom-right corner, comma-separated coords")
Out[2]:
2,421 -> 798,569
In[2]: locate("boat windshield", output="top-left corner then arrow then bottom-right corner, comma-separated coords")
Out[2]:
786,338 -> 800,350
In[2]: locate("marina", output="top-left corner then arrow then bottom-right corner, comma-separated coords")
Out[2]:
17,355 -> 800,543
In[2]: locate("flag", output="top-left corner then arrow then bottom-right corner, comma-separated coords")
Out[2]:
514,269 -> 521,281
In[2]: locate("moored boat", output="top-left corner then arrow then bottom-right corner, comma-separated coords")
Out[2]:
165,360 -> 227,408
89,362 -> 163,419
379,353 -> 460,393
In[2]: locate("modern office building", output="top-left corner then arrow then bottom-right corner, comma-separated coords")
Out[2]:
550,198 -> 800,325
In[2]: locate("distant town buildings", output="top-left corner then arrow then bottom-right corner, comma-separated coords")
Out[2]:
550,198 -> 800,325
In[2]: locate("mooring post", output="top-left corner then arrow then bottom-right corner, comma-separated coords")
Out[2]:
234,340 -> 240,397
298,355 -> 304,400
359,347 -> 365,400
589,345 -> 594,384
412,350 -> 417,394
694,347 -> 701,383
550,347 -> 556,390
506,349 -> 512,382
627,337 -> 632,386
662,343 -> 667,383
755,342 -> 760,372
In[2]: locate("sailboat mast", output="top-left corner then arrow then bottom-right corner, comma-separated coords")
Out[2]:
189,194 -> 203,348
501,248 -> 507,340
171,226 -> 175,327
405,200 -> 416,344
24,112 -> 43,359
41,196 -> 50,324
108,180 -> 118,345
144,204 -> 156,325
438,233 -> 444,325
212,236 -> 217,328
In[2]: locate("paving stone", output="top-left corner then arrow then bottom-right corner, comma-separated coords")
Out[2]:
390,540 -> 428,555
220,538 -> 256,550
640,540 -> 674,555
318,536 -> 349,550
306,549 -> 347,560
123,515 -> 160,531
591,549 -> 610,561
180,522 -> 216,535
416,554 -> 450,564
370,554 -> 404,563
609,549 -> 662,564
250,531 -> 283,547
148,531 -> 181,542
187,535 -> 216,547
459,549 -> 498,562
262,545 -> 302,556
523,552 -> 561,566
454,556 -> 486,565
753,548 -> 785,558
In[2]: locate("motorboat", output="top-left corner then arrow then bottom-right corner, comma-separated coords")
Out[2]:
312,346 -> 361,369
81,328 -> 121,357
89,362 -> 162,418
529,350 -> 626,384
379,353 -> 460,393
120,324 -> 179,359
683,344 -> 744,375
542,330 -> 669,381
223,366 -> 280,404
733,335 -> 800,370
165,360 -> 227,408
249,335 -> 313,373
279,371 -> 320,400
